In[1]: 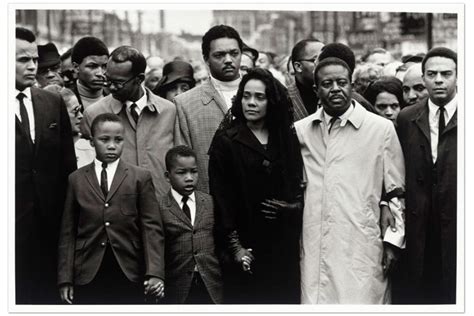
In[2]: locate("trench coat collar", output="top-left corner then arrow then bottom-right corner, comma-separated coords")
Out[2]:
109,87 -> 160,115
311,99 -> 365,130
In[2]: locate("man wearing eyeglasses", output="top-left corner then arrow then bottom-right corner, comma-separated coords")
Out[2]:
81,45 -> 178,197
36,42 -> 64,88
288,39 -> 325,121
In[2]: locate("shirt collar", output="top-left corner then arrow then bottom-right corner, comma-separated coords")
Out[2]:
428,94 -> 457,118
312,99 -> 365,130
94,158 -> 120,170
171,188 -> 195,205
16,87 -> 31,99
125,84 -> 147,111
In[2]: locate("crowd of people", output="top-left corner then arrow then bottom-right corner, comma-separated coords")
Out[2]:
15,22 -> 458,305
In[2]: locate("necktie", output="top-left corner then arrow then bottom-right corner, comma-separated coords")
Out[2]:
181,195 -> 191,220
438,105 -> 446,142
101,162 -> 108,197
328,116 -> 339,134
130,103 -> 139,124
17,92 -> 32,142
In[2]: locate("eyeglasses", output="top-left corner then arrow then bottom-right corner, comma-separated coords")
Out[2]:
104,75 -> 137,90
297,58 -> 317,63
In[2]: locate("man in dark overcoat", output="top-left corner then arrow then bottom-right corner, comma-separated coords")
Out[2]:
396,47 -> 457,304
15,26 -> 77,304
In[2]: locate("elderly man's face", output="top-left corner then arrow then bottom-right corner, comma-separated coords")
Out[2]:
16,38 -> 38,90
403,67 -> 428,106
315,64 -> 352,117
206,37 -> 241,82
423,56 -> 457,107
36,63 -> 63,88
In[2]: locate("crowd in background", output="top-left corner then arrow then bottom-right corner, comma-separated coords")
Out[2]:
14,19 -> 457,306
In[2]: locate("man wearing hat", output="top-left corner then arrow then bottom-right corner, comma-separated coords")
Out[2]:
396,47 -> 458,304
153,60 -> 195,101
36,42 -> 64,88
295,57 -> 405,304
239,42 -> 258,75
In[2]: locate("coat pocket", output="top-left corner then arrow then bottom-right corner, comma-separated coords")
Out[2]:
120,194 -> 138,216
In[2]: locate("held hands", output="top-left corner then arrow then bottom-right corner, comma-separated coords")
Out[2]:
237,248 -> 254,274
59,284 -> 74,304
144,277 -> 165,300
260,199 -> 302,220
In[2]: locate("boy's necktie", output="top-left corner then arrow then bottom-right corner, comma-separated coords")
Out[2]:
181,195 -> 191,220
101,162 -> 108,197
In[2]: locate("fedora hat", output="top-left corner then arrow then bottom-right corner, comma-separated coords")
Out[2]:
154,61 -> 195,93
37,42 -> 60,69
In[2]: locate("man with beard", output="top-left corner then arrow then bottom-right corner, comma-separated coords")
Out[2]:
81,45 -> 178,197
174,25 -> 243,192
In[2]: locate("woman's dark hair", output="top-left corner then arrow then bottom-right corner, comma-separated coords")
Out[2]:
363,76 -> 405,109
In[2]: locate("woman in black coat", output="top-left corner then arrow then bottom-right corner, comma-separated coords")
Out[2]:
208,68 -> 303,304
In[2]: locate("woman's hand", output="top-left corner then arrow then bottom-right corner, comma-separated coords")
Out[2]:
260,199 -> 302,220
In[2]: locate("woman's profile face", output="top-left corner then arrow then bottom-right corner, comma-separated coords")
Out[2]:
242,79 -> 268,124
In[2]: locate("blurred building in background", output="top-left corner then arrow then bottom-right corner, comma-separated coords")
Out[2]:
16,9 -> 458,62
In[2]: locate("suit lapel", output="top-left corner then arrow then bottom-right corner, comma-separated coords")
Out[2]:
413,102 -> 431,144
106,160 -> 128,201
84,162 -> 105,201
193,192 -> 205,228
442,109 -> 457,136
165,191 -> 193,228
30,88 -> 44,157
201,80 -> 229,115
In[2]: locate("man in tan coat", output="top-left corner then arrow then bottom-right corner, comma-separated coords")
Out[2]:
81,45 -> 179,197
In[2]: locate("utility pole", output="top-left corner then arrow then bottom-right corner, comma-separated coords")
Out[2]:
426,13 -> 433,50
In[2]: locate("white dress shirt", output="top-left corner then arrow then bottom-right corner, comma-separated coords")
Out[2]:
171,188 -> 196,225
94,158 -> 120,191
15,87 -> 36,142
428,95 -> 457,163
323,101 -> 355,134
125,84 -> 147,116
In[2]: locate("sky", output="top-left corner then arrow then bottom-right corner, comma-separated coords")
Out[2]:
164,10 -> 213,35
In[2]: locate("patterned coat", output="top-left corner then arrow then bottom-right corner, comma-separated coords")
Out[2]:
158,190 -> 223,304
173,79 -> 230,193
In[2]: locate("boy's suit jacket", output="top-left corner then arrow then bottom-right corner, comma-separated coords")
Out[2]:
158,190 -> 223,304
58,160 -> 165,286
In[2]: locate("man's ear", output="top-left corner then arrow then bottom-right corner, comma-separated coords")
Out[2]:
293,61 -> 303,73
89,137 -> 95,148
164,171 -> 170,183
137,73 -> 145,83
72,61 -> 79,70
313,84 -> 319,96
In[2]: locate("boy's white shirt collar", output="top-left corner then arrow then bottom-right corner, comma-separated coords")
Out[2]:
94,158 -> 120,191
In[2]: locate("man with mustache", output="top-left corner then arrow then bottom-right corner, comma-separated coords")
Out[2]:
15,26 -> 77,304
71,36 -> 109,110
396,47 -> 458,304
295,56 -> 406,304
174,25 -> 243,192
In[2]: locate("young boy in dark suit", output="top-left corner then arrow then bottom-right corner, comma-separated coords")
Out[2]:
57,113 -> 165,304
159,146 -> 223,304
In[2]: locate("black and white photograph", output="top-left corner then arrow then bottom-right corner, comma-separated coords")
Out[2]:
6,1 -> 467,314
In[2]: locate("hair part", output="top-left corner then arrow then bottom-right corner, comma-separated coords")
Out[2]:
201,25 -> 243,60
109,46 -> 147,76
90,113 -> 123,137
165,145 -> 197,171
16,26 -> 36,42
